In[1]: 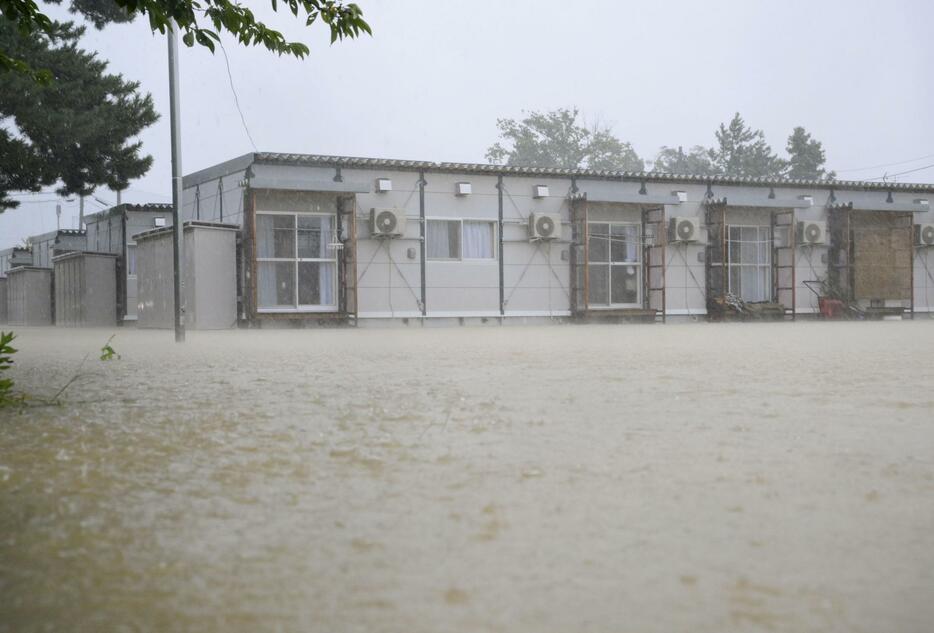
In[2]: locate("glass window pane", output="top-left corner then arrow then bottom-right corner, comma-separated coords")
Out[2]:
297,215 -> 335,259
126,244 -> 137,276
741,266 -> 760,301
729,267 -> 742,296
257,214 -> 295,258
463,221 -> 494,259
298,261 -> 336,306
588,264 -> 609,305
729,226 -> 741,241
588,224 -> 609,262
729,238 -> 740,263
428,220 -> 460,260
758,241 -> 770,264
611,224 -> 639,263
258,261 -> 295,308
611,264 -> 639,304
741,226 -> 757,241
759,226 -> 771,241
740,242 -> 756,264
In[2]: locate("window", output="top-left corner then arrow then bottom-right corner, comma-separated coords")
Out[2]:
256,212 -> 337,311
126,244 -> 137,276
427,219 -> 495,261
726,225 -> 771,302
588,222 -> 641,307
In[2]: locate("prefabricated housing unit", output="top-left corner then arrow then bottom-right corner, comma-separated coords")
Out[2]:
178,152 -> 933,326
84,203 -> 173,322
0,247 -> 32,324
134,221 -> 238,329
6,266 -> 53,326
53,251 -> 118,327
27,229 -> 87,268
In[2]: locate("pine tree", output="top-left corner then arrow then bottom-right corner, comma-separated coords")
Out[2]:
0,20 -> 158,210
710,113 -> 786,178
785,126 -> 834,180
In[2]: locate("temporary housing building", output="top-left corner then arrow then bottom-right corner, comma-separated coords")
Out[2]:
84,203 -> 173,322
53,251 -> 118,327
0,247 -> 32,324
176,152 -> 933,326
27,229 -> 87,268
6,267 -> 53,326
134,221 -> 238,329
0,246 -> 32,277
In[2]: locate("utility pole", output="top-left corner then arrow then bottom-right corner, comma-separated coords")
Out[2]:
168,22 -> 185,342
79,196 -> 84,229
56,204 -> 61,231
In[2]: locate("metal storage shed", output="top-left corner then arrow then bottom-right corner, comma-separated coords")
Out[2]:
135,221 -> 238,329
53,251 -> 118,327
6,267 -> 53,326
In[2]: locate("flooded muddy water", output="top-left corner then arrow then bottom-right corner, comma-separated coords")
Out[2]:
1,321 -> 933,632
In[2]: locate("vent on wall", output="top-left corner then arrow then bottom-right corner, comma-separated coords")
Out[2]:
455,182 -> 472,196
375,178 -> 392,193
533,185 -> 549,199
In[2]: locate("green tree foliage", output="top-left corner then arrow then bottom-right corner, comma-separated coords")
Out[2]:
0,20 -> 158,209
1,0 -> 371,76
709,113 -> 786,178
785,126 -> 835,180
652,145 -> 715,175
486,107 -> 644,172
0,331 -> 17,406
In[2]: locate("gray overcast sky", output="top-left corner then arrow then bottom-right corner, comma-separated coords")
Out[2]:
3,0 -> 933,249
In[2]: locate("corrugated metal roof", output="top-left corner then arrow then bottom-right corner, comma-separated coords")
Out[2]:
252,152 -> 934,194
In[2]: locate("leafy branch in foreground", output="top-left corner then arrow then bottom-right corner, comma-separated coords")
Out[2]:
1,0 -> 371,79
0,331 -> 20,406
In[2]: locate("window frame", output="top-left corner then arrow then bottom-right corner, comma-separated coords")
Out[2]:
255,210 -> 339,313
587,220 -> 643,308
725,224 -> 772,303
426,217 -> 498,263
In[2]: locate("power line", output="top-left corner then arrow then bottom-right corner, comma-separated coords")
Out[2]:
219,38 -> 258,152
837,152 -> 934,173
864,162 -> 934,182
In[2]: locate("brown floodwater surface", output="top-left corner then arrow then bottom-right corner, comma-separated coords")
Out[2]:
1,322 -> 933,632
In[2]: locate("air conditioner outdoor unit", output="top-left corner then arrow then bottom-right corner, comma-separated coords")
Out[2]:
668,216 -> 701,243
797,221 -> 827,246
370,208 -> 406,238
528,213 -> 561,240
917,223 -> 934,247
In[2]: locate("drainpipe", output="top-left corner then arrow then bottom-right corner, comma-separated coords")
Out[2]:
218,177 -> 224,222
419,170 -> 427,316
497,174 -> 505,316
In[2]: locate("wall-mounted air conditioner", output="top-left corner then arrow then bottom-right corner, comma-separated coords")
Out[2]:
528,213 -> 561,240
917,224 -> 934,247
668,216 -> 701,243
797,221 -> 827,246
370,208 -> 406,238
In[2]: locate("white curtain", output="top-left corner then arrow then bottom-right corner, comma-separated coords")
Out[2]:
428,220 -> 458,259
319,262 -> 334,305
463,221 -> 493,259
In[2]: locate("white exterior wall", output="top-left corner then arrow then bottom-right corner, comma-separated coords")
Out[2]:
175,156 -> 933,322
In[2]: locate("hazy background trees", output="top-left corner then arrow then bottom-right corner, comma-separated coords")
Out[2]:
487,108 -> 834,181
485,108 -> 644,172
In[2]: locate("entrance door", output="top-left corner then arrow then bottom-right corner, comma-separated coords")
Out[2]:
588,222 -> 641,307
